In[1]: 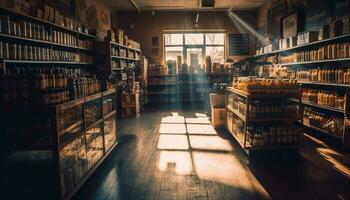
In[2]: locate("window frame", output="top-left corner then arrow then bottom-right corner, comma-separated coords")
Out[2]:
164,32 -> 226,65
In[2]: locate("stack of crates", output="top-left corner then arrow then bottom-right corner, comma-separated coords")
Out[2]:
121,91 -> 140,118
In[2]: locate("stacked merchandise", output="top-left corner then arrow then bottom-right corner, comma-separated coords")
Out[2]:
257,15 -> 350,55
296,68 -> 350,84
121,91 -> 140,118
278,42 -> 350,64
127,39 -> 140,50
227,77 -> 301,149
0,42 -> 93,62
302,89 -> 345,110
149,76 -> 176,85
0,4 -> 90,34
232,77 -> 299,96
107,28 -> 140,51
0,68 -> 101,105
303,108 -> 344,138
148,64 -> 169,76
246,125 -> 301,147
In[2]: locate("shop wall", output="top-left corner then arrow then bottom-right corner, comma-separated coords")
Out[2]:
117,11 -> 257,63
77,0 -> 114,40
256,0 -> 350,44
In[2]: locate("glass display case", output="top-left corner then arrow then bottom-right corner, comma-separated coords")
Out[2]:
1,88 -> 117,200
104,115 -> 117,152
103,94 -> 116,116
84,98 -> 102,127
85,124 -> 104,170
59,134 -> 87,197
57,103 -> 84,137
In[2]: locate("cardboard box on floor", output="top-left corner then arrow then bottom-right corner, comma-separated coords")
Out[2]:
211,107 -> 226,129
210,93 -> 225,108
210,93 -> 226,129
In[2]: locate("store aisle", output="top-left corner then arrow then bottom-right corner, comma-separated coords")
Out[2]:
74,106 -> 350,200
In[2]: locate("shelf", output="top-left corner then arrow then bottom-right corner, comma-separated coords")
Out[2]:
0,33 -> 93,51
178,82 -> 210,85
0,89 -> 115,112
2,60 -> 94,65
248,145 -> 299,150
104,110 -> 117,120
227,126 -> 247,149
112,68 -> 124,71
303,123 -> 342,139
148,74 -> 177,77
227,87 -> 297,99
148,83 -> 177,86
254,33 -> 350,58
288,98 -> 300,103
0,7 -> 96,38
227,106 -> 297,123
110,42 -> 141,52
298,81 -> 350,88
302,101 -> 344,114
280,57 -> 350,66
148,92 -> 177,95
227,106 -> 246,121
111,56 -> 140,61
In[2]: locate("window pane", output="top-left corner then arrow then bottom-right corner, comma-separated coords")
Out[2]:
164,34 -> 183,45
185,33 -> 204,45
205,33 -> 225,45
206,46 -> 224,64
187,48 -> 203,67
165,46 -> 183,62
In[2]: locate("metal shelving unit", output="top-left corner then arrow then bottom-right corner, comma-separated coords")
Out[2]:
226,87 -> 302,153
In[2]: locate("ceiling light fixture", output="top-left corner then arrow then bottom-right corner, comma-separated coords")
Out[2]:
201,0 -> 215,7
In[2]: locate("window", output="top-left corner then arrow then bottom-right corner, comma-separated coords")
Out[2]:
164,33 -> 225,66
165,46 -> 183,61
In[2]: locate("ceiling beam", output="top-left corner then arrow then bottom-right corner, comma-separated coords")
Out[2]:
129,0 -> 141,12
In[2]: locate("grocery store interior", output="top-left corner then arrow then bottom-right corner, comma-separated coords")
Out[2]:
0,0 -> 350,200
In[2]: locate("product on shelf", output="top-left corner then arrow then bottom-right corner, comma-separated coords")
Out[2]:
0,14 -> 93,47
148,64 -> 170,76
0,68 -> 101,105
278,42 -> 350,63
0,42 -> 93,62
232,77 -> 299,96
303,108 -> 344,138
296,68 -> 350,84
302,89 -> 345,110
246,125 -> 300,147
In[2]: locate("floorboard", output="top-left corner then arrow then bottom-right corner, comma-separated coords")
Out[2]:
70,105 -> 350,200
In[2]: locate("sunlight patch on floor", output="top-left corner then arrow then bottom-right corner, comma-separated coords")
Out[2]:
157,135 -> 189,150
185,117 -> 211,124
186,124 -> 217,135
159,123 -> 187,134
158,151 -> 192,175
189,135 -> 233,151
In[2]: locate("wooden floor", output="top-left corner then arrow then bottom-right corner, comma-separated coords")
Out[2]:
73,105 -> 350,200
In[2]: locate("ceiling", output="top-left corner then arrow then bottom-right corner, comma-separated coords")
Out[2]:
104,0 -> 268,12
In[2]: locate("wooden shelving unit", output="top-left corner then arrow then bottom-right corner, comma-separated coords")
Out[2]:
254,33 -> 350,58
241,31 -> 350,149
0,8 -> 96,71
